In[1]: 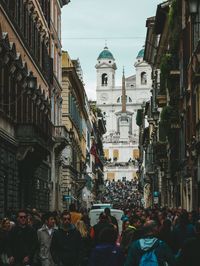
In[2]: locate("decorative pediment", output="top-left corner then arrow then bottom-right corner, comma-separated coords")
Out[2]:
95,62 -> 117,69
134,61 -> 149,67
115,110 -> 133,115
126,74 -> 136,81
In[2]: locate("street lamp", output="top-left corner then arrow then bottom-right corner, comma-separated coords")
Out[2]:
188,0 -> 199,14
26,71 -> 37,94
69,128 -> 75,142
152,109 -> 160,123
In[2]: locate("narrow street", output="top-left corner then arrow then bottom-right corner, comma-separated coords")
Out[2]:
1,0 -> 200,265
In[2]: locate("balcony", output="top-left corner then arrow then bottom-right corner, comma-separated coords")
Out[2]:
53,126 -> 70,151
76,178 -> 87,193
15,123 -> 50,149
156,94 -> 167,107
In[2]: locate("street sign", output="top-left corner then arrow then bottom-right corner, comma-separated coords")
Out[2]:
153,191 -> 160,197
154,197 -> 159,204
63,195 -> 72,201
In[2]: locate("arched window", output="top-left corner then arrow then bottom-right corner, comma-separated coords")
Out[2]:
102,73 -> 108,86
129,97 -> 132,102
141,72 -> 147,85
117,97 -> 120,103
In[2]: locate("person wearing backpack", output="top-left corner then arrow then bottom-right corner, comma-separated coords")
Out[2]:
124,220 -> 175,266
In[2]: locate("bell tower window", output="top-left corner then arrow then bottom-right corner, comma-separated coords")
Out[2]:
141,72 -> 147,85
102,73 -> 108,86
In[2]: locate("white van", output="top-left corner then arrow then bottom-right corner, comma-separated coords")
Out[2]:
89,208 -> 124,234
91,203 -> 113,210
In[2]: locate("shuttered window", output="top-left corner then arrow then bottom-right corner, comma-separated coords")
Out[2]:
113,149 -> 119,160
107,172 -> 115,181
133,149 -> 139,159
104,149 -> 109,160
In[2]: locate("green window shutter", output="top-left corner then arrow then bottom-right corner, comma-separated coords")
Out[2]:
136,109 -> 143,126
159,121 -> 168,142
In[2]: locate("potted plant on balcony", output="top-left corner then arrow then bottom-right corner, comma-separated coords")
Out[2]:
160,105 -> 180,144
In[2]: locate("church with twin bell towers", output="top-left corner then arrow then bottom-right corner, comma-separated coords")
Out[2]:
96,46 -> 152,181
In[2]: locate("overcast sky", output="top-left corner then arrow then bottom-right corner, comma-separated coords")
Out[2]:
61,0 -> 161,100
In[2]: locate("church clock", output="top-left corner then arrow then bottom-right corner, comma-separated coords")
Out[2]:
101,93 -> 108,101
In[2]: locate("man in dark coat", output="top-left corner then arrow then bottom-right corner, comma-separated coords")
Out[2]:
176,220 -> 200,266
8,209 -> 38,266
90,212 -> 114,246
50,210 -> 82,266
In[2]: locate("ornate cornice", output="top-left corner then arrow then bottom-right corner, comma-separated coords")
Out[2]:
26,0 -> 49,44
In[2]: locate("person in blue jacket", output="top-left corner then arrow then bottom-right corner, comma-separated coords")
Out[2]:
124,220 -> 175,266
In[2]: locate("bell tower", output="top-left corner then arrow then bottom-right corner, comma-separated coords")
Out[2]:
95,46 -> 117,105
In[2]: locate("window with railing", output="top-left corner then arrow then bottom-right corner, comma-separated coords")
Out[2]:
2,0 -> 52,83
193,11 -> 200,50
69,93 -> 82,134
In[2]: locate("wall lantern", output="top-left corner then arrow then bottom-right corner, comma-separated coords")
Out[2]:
152,109 -> 160,122
26,71 -> 37,93
188,0 -> 199,14
69,128 -> 75,141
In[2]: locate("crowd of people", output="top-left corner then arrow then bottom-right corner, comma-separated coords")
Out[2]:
101,179 -> 142,208
0,204 -> 200,266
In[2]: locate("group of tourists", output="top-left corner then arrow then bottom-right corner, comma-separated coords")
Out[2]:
0,204 -> 200,266
102,179 -> 142,208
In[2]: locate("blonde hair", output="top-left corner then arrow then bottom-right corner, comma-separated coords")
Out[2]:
75,220 -> 88,238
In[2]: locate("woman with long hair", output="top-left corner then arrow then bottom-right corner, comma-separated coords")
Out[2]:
75,219 -> 92,266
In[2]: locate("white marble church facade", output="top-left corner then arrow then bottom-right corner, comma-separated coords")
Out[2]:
96,46 -> 151,181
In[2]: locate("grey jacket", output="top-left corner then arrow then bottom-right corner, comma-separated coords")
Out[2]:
37,225 -> 56,266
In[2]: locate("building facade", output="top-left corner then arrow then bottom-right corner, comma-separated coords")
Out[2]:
0,0 -> 69,216
96,46 -> 152,181
140,0 -> 200,210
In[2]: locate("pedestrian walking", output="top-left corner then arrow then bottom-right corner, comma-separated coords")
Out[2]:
172,210 -> 196,254
37,212 -> 56,266
120,215 -> 142,255
176,220 -> 200,266
88,226 -> 124,266
8,209 -> 38,266
50,210 -> 82,266
69,203 -> 82,225
0,218 -> 12,265
75,219 -> 92,266
90,212 -> 114,246
124,220 -> 175,266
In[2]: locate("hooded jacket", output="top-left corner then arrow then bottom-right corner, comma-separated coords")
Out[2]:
124,236 -> 175,266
